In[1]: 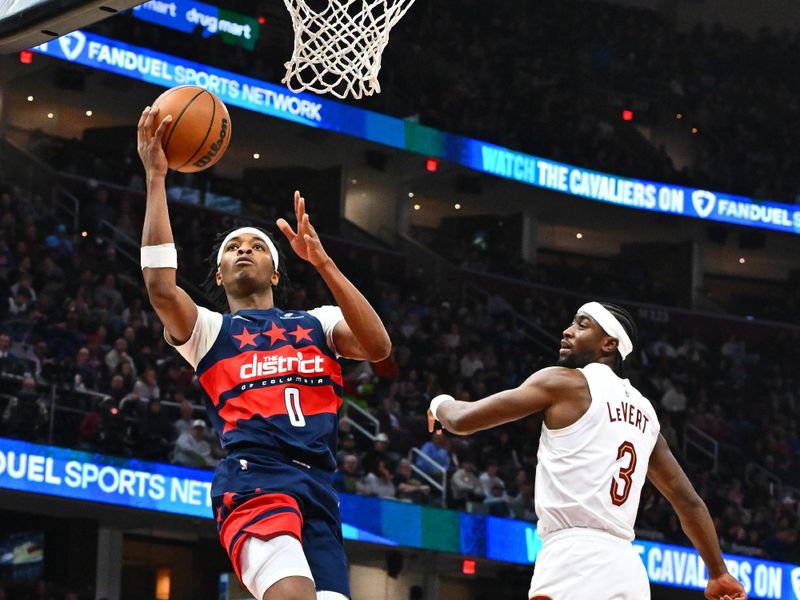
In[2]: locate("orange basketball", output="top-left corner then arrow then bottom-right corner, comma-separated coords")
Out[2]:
151,85 -> 232,173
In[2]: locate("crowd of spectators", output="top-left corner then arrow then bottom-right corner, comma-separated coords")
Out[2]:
1,5 -> 799,599
0,171 -> 797,566
17,0 -> 792,322
85,0 -> 800,204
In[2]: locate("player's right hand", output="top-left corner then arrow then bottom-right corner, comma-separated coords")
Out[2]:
137,105 -> 172,179
705,573 -> 747,600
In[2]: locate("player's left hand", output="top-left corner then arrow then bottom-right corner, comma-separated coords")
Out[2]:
277,191 -> 331,269
427,408 -> 436,432
705,573 -> 747,600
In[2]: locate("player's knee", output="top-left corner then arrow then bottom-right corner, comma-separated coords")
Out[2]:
261,576 -> 316,600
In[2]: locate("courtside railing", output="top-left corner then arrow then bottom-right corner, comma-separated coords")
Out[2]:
744,461 -> 785,500
408,446 -> 447,507
683,424 -> 719,472
340,399 -> 381,443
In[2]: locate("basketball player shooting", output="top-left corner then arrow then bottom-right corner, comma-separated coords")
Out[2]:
428,303 -> 746,600
137,105 -> 391,600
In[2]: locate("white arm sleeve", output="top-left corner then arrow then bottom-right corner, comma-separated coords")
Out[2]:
307,305 -> 345,357
164,306 -> 224,370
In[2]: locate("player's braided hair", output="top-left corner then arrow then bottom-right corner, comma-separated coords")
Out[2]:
203,226 -> 290,311
601,302 -> 638,376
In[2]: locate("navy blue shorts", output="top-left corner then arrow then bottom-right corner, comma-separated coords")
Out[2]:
212,449 -> 349,597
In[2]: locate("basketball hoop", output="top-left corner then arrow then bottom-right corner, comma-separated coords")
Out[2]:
282,0 -> 416,100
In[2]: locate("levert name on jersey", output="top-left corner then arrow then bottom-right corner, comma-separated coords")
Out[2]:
606,400 -> 651,434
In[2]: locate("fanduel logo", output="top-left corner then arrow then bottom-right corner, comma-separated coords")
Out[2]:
240,352 -> 324,380
692,190 -> 717,219
58,31 -> 86,61
791,567 -> 800,599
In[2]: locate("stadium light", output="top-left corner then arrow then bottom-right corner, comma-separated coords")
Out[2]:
18,50 -> 32,64
462,559 -> 476,575
425,158 -> 438,172
622,109 -> 634,122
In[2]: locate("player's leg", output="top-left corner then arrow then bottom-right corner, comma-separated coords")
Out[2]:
240,535 -> 317,600
262,577 -> 316,600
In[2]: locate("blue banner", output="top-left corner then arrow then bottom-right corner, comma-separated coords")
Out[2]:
0,437 -> 213,518
30,31 -> 800,236
0,438 -> 798,598
635,540 -> 800,600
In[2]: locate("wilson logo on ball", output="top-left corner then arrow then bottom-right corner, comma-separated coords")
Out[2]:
194,117 -> 229,169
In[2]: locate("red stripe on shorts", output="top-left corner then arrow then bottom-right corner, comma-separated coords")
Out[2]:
219,492 -> 303,582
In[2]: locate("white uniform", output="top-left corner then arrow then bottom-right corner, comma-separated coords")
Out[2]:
529,363 -> 660,600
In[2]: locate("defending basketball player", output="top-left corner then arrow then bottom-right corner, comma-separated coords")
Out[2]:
428,303 -> 746,600
137,105 -> 390,600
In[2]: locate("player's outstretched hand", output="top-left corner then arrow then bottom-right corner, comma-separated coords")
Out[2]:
137,105 -> 171,179
277,191 -> 331,269
705,574 -> 747,600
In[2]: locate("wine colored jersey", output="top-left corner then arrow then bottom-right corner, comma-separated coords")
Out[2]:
168,305 -> 345,471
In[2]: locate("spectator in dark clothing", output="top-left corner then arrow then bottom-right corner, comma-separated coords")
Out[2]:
0,333 -> 24,374
70,347 -> 96,390
136,398 -> 172,461
362,432 -> 395,474
394,458 -> 431,504
2,375 -> 47,442
332,453 -> 361,495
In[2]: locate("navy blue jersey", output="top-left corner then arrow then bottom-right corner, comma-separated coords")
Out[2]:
171,306 -> 344,471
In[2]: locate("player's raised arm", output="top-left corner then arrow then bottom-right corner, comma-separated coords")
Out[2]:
428,367 -> 585,436
137,105 -> 198,344
647,435 -> 747,600
277,192 -> 391,362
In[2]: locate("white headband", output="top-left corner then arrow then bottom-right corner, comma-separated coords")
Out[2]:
577,302 -> 633,359
217,227 -> 279,270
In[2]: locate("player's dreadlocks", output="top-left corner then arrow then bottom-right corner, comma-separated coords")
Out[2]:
203,226 -> 290,311
601,302 -> 638,377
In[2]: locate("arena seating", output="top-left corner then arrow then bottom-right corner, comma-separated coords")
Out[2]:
90,0 -> 800,204
0,164 -> 797,564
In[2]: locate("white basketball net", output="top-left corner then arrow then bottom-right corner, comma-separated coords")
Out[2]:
282,0 -> 416,100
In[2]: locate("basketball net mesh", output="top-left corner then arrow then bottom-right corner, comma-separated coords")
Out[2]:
282,0 -> 416,99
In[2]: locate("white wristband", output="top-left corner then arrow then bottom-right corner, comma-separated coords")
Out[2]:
429,394 -> 455,421
141,243 -> 178,269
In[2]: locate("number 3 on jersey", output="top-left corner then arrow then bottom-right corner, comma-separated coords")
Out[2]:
284,387 -> 306,427
610,440 -> 637,506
